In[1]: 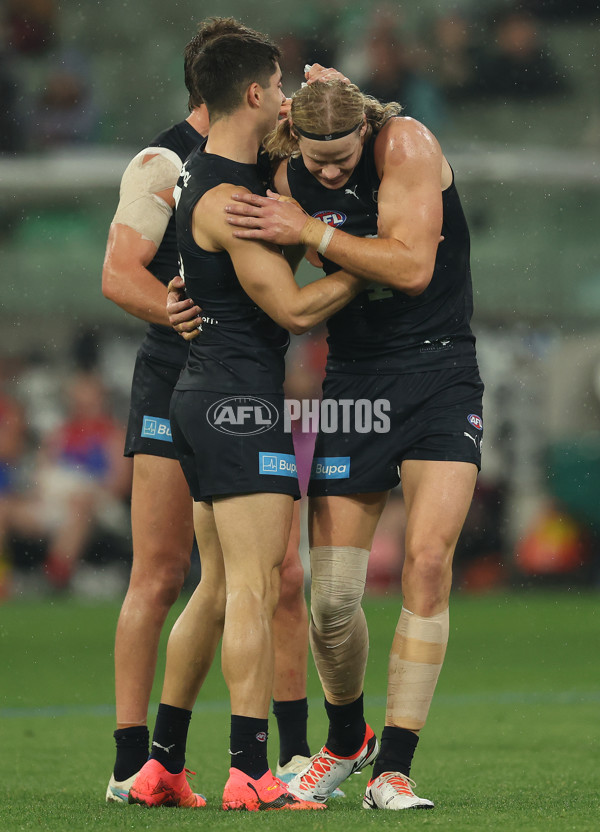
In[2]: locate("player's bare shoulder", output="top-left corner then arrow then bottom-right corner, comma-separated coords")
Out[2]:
195,182 -> 253,217
374,116 -> 442,176
192,183 -> 254,251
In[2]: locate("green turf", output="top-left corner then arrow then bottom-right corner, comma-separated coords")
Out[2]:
1,591 -> 598,830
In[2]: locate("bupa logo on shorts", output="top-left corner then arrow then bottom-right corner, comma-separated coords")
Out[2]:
310,456 -> 351,479
312,210 -> 347,227
141,415 -> 173,443
467,414 -> 483,431
259,452 -> 298,478
207,397 -> 279,436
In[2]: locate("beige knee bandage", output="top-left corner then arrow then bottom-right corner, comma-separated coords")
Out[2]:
309,545 -> 370,705
386,607 -> 449,731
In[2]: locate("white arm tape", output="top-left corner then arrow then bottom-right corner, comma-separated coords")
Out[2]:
317,224 -> 335,256
112,146 -> 183,247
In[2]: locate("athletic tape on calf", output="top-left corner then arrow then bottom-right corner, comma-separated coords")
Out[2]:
386,607 -> 449,731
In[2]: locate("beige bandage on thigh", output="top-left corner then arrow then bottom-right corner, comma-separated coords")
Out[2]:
386,606 -> 449,731
112,146 -> 182,247
309,545 -> 370,705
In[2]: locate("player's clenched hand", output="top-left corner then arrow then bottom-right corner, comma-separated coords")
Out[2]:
166,275 -> 203,341
304,63 -> 350,85
225,189 -> 308,245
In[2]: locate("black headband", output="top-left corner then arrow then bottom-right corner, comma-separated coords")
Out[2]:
293,122 -> 362,141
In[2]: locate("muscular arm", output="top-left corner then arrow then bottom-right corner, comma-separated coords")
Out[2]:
102,224 -> 170,325
352,118 -> 443,294
226,119 -> 444,296
101,147 -> 201,326
194,184 -> 365,335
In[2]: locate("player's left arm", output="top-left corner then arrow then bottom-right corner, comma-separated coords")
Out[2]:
367,118 -> 443,295
102,147 -> 202,326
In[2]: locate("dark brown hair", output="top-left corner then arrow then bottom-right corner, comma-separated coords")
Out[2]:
188,30 -> 280,119
183,17 -> 268,112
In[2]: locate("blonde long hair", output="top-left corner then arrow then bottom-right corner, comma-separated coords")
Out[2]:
264,80 -> 402,160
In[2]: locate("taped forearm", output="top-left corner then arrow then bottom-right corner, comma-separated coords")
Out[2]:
301,216 -> 428,295
300,217 -> 336,256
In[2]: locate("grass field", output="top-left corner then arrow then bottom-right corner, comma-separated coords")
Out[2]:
1,590 -> 598,831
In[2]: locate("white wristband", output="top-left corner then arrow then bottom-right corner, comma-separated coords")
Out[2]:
317,224 -> 335,255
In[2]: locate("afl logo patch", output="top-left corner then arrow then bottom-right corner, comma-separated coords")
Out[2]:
467,414 -> 483,431
255,731 -> 267,743
207,396 -> 279,435
312,210 -> 347,227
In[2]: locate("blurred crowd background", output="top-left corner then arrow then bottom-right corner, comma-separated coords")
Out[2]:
0,0 -> 599,599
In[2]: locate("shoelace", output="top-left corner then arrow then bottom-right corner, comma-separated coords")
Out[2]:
378,773 -> 417,796
282,760 -> 309,775
298,753 -> 337,789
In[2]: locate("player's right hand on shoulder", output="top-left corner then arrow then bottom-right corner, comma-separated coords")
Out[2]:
167,275 -> 203,341
266,190 -> 304,211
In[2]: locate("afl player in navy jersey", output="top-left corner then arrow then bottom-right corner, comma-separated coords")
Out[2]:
126,35 -> 364,812
224,76 -> 483,811
101,20 -> 334,808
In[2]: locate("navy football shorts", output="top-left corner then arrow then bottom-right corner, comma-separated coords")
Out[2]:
307,366 -> 484,497
124,352 -> 183,460
170,390 -> 301,503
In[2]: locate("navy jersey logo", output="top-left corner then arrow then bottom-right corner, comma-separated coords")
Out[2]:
312,210 -> 347,227
467,414 -> 483,430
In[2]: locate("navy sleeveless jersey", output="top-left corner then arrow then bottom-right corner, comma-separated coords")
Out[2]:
137,120 -> 203,367
286,121 -> 478,374
174,140 -> 289,395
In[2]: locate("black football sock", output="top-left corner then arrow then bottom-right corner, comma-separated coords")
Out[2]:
372,726 -> 419,779
272,698 -> 310,767
229,715 -> 270,779
113,725 -> 149,781
324,693 -> 366,757
149,703 -> 192,774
